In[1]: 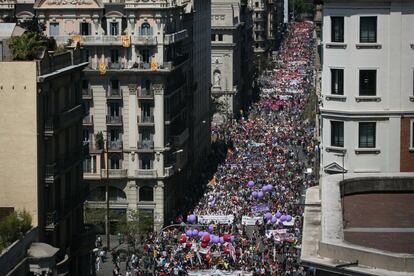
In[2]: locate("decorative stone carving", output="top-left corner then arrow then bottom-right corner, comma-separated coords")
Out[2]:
152,83 -> 164,95
47,0 -> 92,5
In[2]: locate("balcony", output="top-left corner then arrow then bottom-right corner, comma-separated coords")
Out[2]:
137,140 -> 154,152
108,140 -> 123,151
80,35 -> 123,46
137,115 -> 155,126
164,166 -> 175,177
101,169 -> 128,179
44,105 -> 83,136
132,169 -> 157,179
170,128 -> 189,146
106,89 -> 123,99
45,211 -> 58,231
131,35 -> 157,46
164,29 -> 188,45
83,115 -> 93,126
45,163 -> 59,184
138,88 -> 154,99
82,88 -> 93,99
86,55 -> 189,73
106,115 -> 123,126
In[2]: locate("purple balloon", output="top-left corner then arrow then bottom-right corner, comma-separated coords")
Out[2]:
271,216 -> 277,224
280,215 -> 287,222
230,236 -> 235,243
267,185 -> 273,191
188,214 -> 196,224
186,230 -> 193,237
252,191 -> 258,198
258,191 -> 264,199
198,231 -> 204,237
208,224 -> 214,232
276,211 -> 282,218
219,237 -> 224,244
262,185 -> 268,192
213,236 -> 220,244
192,229 -> 199,236
264,212 -> 272,220
286,215 -> 292,222
248,181 -> 255,187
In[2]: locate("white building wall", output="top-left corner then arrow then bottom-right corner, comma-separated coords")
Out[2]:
320,0 -> 414,175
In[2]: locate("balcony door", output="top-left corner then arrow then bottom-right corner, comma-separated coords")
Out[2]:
49,23 -> 59,37
110,22 -> 119,36
141,49 -> 151,63
108,103 -> 120,117
141,103 -> 152,119
80,22 -> 91,35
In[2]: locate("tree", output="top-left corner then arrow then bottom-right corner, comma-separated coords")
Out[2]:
7,32 -> 46,60
116,209 -> 154,248
289,0 -> 315,18
0,210 -> 32,252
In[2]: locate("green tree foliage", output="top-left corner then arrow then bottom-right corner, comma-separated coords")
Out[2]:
0,210 -> 32,252
289,0 -> 315,17
116,209 -> 154,247
7,32 -> 47,60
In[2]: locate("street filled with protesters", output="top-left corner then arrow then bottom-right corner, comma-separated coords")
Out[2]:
108,21 -> 317,276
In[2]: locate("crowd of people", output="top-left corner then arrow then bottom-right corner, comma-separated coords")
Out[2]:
110,21 -> 317,276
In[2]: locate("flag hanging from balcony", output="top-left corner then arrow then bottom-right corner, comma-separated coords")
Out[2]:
121,36 -> 130,48
99,63 -> 107,75
71,35 -> 81,44
151,61 -> 157,71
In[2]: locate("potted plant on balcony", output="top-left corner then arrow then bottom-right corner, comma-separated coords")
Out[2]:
95,132 -> 104,150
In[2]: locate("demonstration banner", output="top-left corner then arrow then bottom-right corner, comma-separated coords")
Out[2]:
241,216 -> 263,225
197,215 -> 234,224
266,229 -> 296,242
251,203 -> 269,213
188,270 -> 253,276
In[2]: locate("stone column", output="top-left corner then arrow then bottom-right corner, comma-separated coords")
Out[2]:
154,181 -> 164,231
153,83 -> 164,176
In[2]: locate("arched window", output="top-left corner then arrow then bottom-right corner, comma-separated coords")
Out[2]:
139,186 -> 154,202
140,22 -> 152,36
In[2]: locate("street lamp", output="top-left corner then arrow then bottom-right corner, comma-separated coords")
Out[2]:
100,130 -> 110,250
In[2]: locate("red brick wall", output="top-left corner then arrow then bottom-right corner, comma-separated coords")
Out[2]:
400,118 -> 414,172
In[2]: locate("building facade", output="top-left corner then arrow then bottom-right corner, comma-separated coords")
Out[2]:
0,0 -> 211,232
211,0 -> 252,118
0,47 -> 92,275
320,0 -> 414,174
301,1 -> 414,275
248,0 -> 284,58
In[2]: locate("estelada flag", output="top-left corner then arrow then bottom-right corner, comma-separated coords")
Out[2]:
121,36 -> 130,48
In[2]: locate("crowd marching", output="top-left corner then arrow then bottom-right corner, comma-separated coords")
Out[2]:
108,21 -> 317,276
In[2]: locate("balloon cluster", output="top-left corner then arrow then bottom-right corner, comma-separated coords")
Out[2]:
263,211 -> 293,224
180,225 -> 235,249
251,184 -> 273,199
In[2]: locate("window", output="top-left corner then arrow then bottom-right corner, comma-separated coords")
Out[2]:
83,129 -> 91,143
110,157 -> 121,169
331,17 -> 344,43
111,79 -> 120,91
110,22 -> 119,36
411,121 -> 414,149
331,69 -> 344,95
141,49 -> 151,63
49,23 -> 59,37
359,122 -> 376,148
218,34 -> 223,41
359,70 -> 376,96
110,49 -> 119,63
140,22 -> 152,36
80,22 -> 90,35
139,186 -> 154,201
331,121 -> 344,147
108,102 -> 120,117
211,34 -> 216,41
360,17 -> 377,43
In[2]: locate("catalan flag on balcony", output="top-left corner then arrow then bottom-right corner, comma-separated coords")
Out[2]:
71,35 -> 81,44
99,63 -> 107,75
151,61 -> 157,71
121,36 -> 130,48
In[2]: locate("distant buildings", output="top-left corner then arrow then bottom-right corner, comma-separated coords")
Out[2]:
302,1 -> 414,275
211,0 -> 254,118
0,39 -> 92,274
